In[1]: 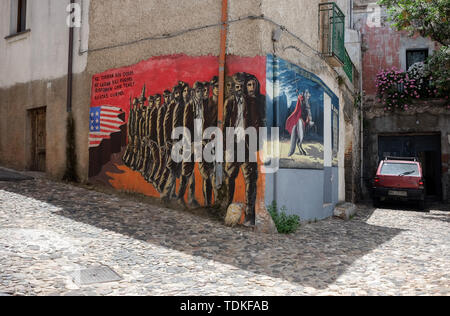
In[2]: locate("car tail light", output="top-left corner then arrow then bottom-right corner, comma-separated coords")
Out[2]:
374,177 -> 380,186
419,179 -> 425,189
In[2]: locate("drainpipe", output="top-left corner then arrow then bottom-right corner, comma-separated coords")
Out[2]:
216,0 -> 228,187
218,0 -> 228,130
359,33 -> 364,199
67,0 -> 75,113
63,0 -> 78,182
272,55 -> 278,204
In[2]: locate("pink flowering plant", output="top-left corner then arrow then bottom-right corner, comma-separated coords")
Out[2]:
376,65 -> 443,112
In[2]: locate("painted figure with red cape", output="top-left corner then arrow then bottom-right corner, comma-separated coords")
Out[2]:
286,90 -> 313,156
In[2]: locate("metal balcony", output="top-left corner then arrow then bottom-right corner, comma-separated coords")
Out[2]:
343,49 -> 354,83
319,2 -> 346,67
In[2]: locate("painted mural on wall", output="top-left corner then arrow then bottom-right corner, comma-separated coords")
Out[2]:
88,54 -> 267,226
266,55 -> 339,169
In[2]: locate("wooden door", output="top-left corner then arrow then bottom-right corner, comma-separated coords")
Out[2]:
30,108 -> 46,171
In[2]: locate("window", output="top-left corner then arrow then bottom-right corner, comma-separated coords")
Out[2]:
9,0 -> 27,36
17,0 -> 27,33
380,163 -> 420,177
406,49 -> 428,70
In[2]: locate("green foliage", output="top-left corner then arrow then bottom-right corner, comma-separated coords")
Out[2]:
378,0 -> 450,46
268,201 -> 301,234
426,46 -> 450,97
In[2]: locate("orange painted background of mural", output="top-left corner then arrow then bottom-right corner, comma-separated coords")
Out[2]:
89,54 -> 266,209
105,160 -> 265,209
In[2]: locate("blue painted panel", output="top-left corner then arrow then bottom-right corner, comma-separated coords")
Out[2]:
265,168 -> 338,221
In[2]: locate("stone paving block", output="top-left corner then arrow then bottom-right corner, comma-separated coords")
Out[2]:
334,203 -> 357,221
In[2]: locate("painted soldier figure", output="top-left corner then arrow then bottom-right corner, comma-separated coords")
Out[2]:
177,82 -> 204,209
124,97 -> 140,168
141,95 -> 155,177
143,94 -> 160,185
159,84 -> 181,196
161,82 -> 190,202
198,77 -> 219,207
132,87 -> 147,171
123,97 -> 137,167
152,90 -> 170,190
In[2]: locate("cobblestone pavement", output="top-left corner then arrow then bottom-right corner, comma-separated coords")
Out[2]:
0,174 -> 449,296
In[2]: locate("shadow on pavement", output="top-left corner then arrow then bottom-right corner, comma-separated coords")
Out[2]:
0,178 -> 404,290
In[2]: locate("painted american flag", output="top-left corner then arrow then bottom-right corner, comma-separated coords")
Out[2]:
89,106 -> 126,148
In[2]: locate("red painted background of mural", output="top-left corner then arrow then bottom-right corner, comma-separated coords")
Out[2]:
89,54 -> 267,209
91,55 -> 266,122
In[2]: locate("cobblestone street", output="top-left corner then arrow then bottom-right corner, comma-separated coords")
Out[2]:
0,173 -> 449,296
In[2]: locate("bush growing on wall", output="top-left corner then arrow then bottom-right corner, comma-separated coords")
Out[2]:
426,46 -> 450,97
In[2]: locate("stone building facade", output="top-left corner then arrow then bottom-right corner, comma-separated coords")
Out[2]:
0,0 -> 362,224
353,0 -> 450,202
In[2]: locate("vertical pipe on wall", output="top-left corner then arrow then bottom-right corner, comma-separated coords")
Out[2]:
216,0 -> 228,186
217,0 -> 228,129
272,55 -> 278,203
360,33 -> 364,198
63,0 -> 78,182
67,0 -> 75,113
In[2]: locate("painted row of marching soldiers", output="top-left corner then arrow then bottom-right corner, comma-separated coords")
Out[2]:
123,73 -> 265,226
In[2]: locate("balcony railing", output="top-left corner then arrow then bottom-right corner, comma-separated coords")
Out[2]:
319,2 -> 346,67
343,49 -> 353,83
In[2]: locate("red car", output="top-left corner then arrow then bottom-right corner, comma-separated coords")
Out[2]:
373,157 -> 426,209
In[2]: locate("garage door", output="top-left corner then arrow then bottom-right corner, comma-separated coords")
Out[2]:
378,134 -> 442,200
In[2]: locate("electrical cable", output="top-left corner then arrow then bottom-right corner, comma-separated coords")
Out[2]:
79,14 -> 349,86
79,14 -> 323,58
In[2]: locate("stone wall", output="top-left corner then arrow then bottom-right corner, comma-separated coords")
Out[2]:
1,0 -> 361,218
0,0 -> 90,179
363,99 -> 450,201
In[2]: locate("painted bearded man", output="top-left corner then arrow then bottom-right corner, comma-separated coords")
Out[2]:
223,73 -> 264,227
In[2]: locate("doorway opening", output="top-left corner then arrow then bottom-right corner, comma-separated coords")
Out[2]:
29,107 -> 46,172
378,133 -> 442,201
